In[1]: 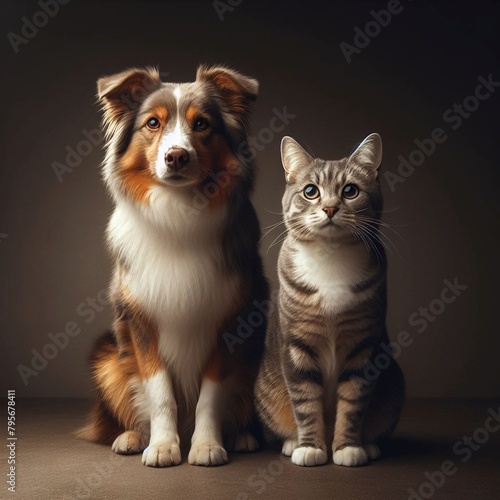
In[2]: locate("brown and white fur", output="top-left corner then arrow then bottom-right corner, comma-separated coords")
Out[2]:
78,65 -> 268,467
255,134 -> 404,467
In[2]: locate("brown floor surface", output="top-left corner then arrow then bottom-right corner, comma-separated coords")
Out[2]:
2,398 -> 500,500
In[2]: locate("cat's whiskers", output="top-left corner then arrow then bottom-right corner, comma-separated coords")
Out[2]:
353,220 -> 392,253
354,216 -> 403,249
264,208 -> 285,216
343,221 -> 384,265
262,215 -> 302,232
265,220 -> 306,253
260,216 -> 303,243
376,206 -> 401,215
356,216 -> 408,247
267,221 -> 310,253
283,228 -> 311,249
353,219 -> 401,259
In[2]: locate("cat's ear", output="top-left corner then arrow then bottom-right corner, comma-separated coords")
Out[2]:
281,136 -> 314,183
349,133 -> 383,172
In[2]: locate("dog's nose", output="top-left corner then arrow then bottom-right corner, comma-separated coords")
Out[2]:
323,207 -> 336,219
165,148 -> 190,170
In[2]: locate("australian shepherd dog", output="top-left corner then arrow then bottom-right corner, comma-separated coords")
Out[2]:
78,65 -> 268,467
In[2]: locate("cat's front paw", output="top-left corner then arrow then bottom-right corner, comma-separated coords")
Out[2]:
141,441 -> 181,467
291,446 -> 327,466
188,441 -> 228,466
333,446 -> 368,467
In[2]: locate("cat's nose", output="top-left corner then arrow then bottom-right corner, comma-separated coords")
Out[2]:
323,207 -> 336,219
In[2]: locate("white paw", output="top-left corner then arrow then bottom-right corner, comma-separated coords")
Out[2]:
333,446 -> 368,467
364,443 -> 381,460
188,442 -> 228,466
141,441 -> 181,467
112,431 -> 146,455
233,432 -> 259,453
281,438 -> 298,457
291,446 -> 327,467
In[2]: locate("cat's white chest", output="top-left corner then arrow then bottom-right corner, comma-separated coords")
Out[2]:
292,240 -> 370,314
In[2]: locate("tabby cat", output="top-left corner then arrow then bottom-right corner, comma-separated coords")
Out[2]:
255,133 -> 405,467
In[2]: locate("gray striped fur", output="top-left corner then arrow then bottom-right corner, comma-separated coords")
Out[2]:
255,134 -> 405,467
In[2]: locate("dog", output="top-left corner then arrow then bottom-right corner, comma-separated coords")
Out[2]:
77,65 -> 269,467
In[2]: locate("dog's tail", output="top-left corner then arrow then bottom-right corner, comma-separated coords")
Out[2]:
75,331 -> 124,444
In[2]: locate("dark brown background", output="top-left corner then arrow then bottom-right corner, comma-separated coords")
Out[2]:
1,0 -> 498,398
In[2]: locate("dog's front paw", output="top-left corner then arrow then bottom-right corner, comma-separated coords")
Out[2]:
233,432 -> 259,453
142,441 -> 181,467
291,446 -> 327,466
188,441 -> 228,466
364,443 -> 381,460
333,446 -> 368,467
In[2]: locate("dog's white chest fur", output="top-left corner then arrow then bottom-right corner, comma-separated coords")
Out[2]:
292,240 -> 370,314
108,193 -> 240,394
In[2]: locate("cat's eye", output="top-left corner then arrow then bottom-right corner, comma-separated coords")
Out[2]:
342,184 -> 359,199
194,117 -> 209,131
303,184 -> 320,200
146,117 -> 161,130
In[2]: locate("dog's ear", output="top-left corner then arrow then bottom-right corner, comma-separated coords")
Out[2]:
196,65 -> 258,132
97,67 -> 162,137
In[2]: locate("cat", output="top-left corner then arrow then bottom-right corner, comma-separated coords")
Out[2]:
255,133 -> 405,467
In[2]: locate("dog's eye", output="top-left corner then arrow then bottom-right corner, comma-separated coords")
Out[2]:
194,117 -> 209,131
146,117 -> 160,130
342,184 -> 359,199
303,184 -> 320,200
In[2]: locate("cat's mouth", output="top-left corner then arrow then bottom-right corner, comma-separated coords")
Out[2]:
317,219 -> 350,237
321,219 -> 337,229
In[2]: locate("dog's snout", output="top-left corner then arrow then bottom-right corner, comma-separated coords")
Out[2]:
165,148 -> 190,170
